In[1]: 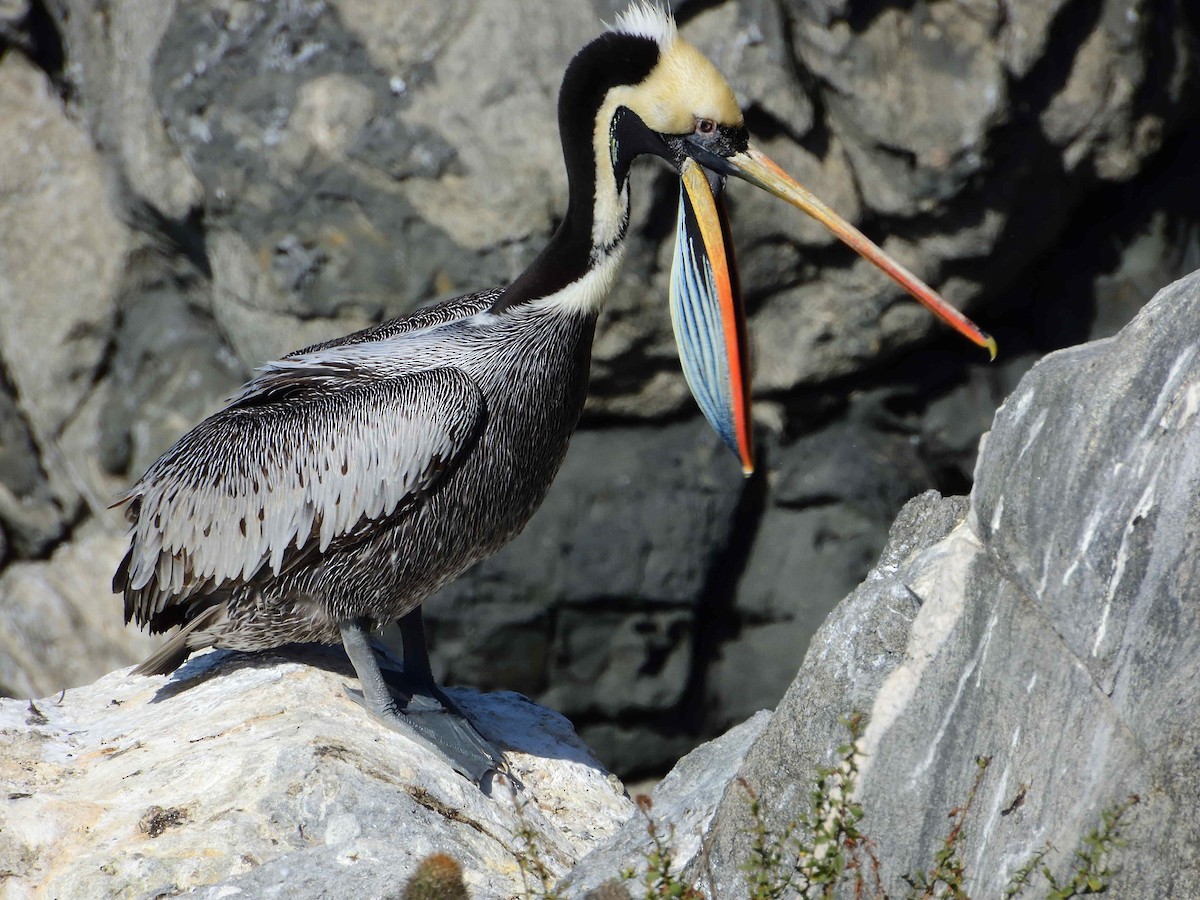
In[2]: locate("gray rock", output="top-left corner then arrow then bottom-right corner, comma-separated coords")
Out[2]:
0,52 -> 128,533
0,525 -> 160,699
0,50 -> 127,419
693,269 -> 1200,896
98,283 -> 246,479
704,412 -> 943,735
0,376 -> 65,558
772,417 -> 936,520
691,489 -> 968,892
571,724 -> 702,785
0,648 -> 635,898
0,0 -> 31,59
50,0 -> 203,218
561,709 -> 772,896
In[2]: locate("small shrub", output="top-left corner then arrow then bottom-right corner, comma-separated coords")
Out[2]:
740,712 -> 882,900
902,756 -> 991,899
402,852 -> 469,900
621,795 -> 706,899
510,714 -> 1140,900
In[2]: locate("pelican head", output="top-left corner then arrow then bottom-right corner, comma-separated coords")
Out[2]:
547,3 -> 996,474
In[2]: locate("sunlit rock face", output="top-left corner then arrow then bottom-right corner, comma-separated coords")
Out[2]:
0,645 -> 635,897
693,270 -> 1200,898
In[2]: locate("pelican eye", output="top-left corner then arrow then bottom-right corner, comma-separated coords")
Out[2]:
696,118 -> 717,135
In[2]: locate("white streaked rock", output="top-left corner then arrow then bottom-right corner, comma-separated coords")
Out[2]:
0,646 -> 634,899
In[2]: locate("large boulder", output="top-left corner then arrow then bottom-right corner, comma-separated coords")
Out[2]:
0,646 -> 634,898
0,52 -> 130,555
689,268 -> 1200,896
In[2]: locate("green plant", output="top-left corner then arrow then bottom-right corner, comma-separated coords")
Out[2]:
1004,794 -> 1140,899
740,712 -> 882,900
402,852 -> 469,900
512,792 -> 563,900
510,715 -> 1140,900
1001,844 -> 1052,899
620,795 -> 706,899
902,756 -> 991,899
733,717 -> 1137,900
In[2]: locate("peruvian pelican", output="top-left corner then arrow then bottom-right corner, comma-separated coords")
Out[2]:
115,3 -> 994,785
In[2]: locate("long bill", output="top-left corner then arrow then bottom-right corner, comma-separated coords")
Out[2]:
670,158 -> 755,475
696,144 -> 998,360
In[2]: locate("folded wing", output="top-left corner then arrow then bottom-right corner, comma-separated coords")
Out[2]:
115,367 -> 485,628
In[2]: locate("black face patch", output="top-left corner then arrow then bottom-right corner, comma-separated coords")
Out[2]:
610,108 -> 670,190
557,32 -> 661,169
663,124 -> 750,169
704,123 -> 751,158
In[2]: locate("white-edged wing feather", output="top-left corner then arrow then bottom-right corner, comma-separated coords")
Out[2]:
117,367 -> 484,621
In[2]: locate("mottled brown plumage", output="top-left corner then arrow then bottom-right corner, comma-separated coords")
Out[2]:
115,290 -> 595,670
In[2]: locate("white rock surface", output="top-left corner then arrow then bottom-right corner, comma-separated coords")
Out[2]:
0,647 -> 635,899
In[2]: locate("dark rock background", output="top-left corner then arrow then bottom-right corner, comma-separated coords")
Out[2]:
0,0 -> 1197,777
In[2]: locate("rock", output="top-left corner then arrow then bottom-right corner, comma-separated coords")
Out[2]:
561,709 -> 771,896
704,406 -> 946,734
97,284 -> 246,479
742,0 -> 1197,390
689,489 -> 968,890
50,0 -> 203,218
0,377 -> 65,558
393,3 -> 595,252
0,647 -> 635,898
0,52 -> 129,539
0,525 -> 159,699
692,269 -> 1200,896
0,53 -> 126,441
0,1 -> 31,58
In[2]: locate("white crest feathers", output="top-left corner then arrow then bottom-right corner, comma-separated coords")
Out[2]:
611,2 -> 677,48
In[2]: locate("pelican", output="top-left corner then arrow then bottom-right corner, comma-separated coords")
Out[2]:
115,3 -> 994,785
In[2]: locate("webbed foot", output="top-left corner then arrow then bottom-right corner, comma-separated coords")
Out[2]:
340,616 -> 507,789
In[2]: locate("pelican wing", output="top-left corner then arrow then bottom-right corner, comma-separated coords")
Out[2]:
116,367 -> 485,627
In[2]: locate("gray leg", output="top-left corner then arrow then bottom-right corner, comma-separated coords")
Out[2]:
339,615 -> 505,787
397,605 -> 437,685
